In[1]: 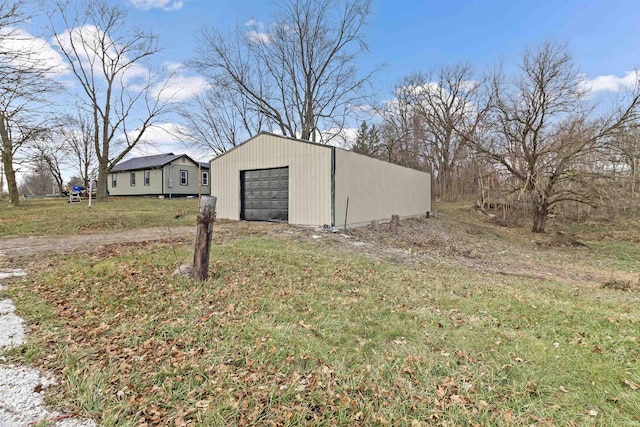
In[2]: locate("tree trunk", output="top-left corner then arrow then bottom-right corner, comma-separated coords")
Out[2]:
632,157 -> 637,197
531,202 -> 548,233
1,151 -> 19,205
0,114 -> 19,205
52,167 -> 64,195
96,160 -> 109,200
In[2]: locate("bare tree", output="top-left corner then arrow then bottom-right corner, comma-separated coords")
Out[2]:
29,130 -> 67,194
60,111 -> 98,187
191,0 -> 374,143
0,0 -> 58,205
465,43 -> 640,232
609,124 -> 640,196
374,81 -> 424,168
177,85 -> 270,155
49,0 -> 175,200
406,63 -> 483,200
18,160 -> 56,196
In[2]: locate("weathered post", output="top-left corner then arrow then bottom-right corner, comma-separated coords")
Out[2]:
390,214 -> 400,234
371,219 -> 379,232
343,196 -> 349,231
193,196 -> 217,281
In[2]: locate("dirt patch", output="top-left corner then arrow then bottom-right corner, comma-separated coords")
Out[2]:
292,212 -> 614,289
602,279 -> 640,292
0,227 -> 197,260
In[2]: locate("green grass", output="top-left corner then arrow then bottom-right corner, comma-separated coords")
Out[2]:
4,233 -> 640,426
0,197 -> 200,238
589,241 -> 640,273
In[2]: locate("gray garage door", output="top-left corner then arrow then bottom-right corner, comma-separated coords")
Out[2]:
240,167 -> 289,221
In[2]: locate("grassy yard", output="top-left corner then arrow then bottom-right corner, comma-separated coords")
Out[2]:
1,203 -> 640,426
0,197 -> 200,238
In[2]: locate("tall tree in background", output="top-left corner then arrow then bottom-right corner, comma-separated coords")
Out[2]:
18,159 -> 55,196
408,63 -> 484,200
464,43 -> 640,233
177,85 -> 270,155
610,124 -> 640,196
50,0 -> 174,200
375,80 -> 422,167
61,112 -> 98,187
0,0 -> 57,205
29,129 -> 67,194
191,0 -> 374,143
351,121 -> 380,157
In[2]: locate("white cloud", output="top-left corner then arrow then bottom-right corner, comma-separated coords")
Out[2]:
163,61 -> 184,73
0,27 -> 69,76
245,19 -> 272,44
130,122 -> 184,151
54,25 -> 118,73
246,30 -> 272,44
53,25 -> 157,86
121,62 -> 151,84
323,127 -> 358,149
459,80 -> 480,92
579,71 -> 640,94
129,0 -> 184,11
129,122 -> 213,161
153,74 -> 210,102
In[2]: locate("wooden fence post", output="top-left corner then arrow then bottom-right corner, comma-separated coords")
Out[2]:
193,196 -> 217,281
390,214 -> 400,234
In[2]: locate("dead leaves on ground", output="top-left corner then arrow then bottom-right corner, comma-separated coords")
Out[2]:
12,239 -> 640,426
622,378 -> 640,391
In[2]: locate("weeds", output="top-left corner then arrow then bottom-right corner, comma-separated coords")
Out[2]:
2,202 -> 640,425
4,233 -> 640,426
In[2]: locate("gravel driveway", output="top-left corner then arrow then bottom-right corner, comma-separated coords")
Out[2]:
0,226 -> 196,259
0,226 -> 197,427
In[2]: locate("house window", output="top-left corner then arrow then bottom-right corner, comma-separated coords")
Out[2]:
111,174 -> 117,188
180,170 -> 188,186
202,171 -> 209,186
130,172 -> 136,186
144,170 -> 150,186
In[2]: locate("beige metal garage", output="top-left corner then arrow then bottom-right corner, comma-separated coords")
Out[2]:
209,132 -> 431,228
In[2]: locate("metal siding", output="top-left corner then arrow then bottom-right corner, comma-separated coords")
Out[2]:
210,133 -> 332,225
334,150 -> 431,227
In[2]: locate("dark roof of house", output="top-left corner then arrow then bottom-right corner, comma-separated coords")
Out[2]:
110,153 -> 209,172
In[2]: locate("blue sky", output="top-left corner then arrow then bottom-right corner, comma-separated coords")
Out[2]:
126,0 -> 640,89
6,0 -> 640,185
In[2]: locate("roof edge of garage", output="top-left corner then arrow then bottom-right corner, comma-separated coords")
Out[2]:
211,132 -> 429,175
210,132 -> 334,163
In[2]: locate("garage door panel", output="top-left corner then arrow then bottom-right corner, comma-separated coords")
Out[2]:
241,167 -> 289,221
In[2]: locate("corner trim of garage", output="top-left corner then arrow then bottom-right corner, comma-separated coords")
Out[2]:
331,146 -> 336,227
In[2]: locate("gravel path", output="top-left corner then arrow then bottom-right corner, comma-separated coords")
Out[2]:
0,227 -> 201,427
0,226 -> 196,259
0,268 -> 99,426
